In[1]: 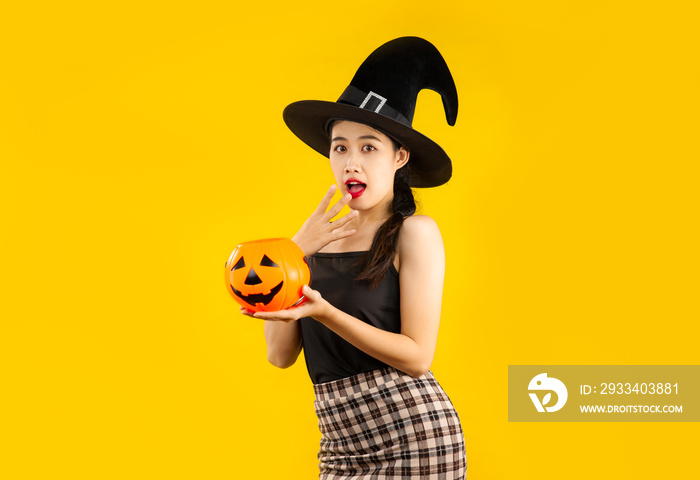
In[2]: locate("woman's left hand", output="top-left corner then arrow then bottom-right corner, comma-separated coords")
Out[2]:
240,285 -> 329,322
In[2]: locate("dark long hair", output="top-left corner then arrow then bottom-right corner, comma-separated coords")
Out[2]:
355,145 -> 416,288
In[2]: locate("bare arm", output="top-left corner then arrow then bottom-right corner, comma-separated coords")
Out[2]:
249,215 -> 445,377
263,319 -> 302,369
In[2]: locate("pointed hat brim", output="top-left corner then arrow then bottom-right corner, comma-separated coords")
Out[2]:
283,100 -> 452,188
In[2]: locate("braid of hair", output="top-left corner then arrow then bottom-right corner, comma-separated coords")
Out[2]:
356,163 -> 416,288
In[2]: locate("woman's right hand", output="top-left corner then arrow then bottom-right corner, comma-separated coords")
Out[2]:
292,185 -> 358,257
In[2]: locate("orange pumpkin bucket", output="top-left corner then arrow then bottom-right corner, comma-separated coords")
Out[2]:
225,238 -> 311,312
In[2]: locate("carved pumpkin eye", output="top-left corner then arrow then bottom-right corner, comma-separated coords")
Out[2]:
260,255 -> 279,268
231,256 -> 246,271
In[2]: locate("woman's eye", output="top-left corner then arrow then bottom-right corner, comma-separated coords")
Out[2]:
333,145 -> 346,153
362,145 -> 376,152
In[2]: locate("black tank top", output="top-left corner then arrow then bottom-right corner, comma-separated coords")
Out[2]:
299,251 -> 401,384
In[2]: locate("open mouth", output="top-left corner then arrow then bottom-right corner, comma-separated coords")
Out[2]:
345,180 -> 367,198
231,281 -> 283,307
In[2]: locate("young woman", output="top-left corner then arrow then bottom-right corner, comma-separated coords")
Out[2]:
242,37 -> 467,479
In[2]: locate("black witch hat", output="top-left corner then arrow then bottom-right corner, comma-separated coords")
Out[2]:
283,36 -> 458,188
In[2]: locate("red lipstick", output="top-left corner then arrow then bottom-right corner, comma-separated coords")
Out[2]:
345,178 -> 367,198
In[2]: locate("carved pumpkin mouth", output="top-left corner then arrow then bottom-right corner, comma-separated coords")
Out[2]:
230,281 -> 284,307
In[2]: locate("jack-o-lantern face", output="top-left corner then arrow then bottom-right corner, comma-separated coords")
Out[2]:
224,238 -> 310,312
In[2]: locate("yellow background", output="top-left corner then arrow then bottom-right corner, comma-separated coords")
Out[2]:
1,1 -> 698,478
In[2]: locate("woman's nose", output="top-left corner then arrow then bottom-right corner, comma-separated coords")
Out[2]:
344,157 -> 361,173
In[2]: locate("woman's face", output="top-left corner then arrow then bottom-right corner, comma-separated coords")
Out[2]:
329,120 -> 409,213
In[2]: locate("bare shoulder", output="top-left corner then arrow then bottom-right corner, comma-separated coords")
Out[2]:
396,215 -> 444,270
399,215 -> 442,244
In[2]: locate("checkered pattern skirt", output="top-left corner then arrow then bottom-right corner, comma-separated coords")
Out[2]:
313,367 -> 466,479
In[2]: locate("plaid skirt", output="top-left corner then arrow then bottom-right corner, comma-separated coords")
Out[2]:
313,367 -> 466,479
